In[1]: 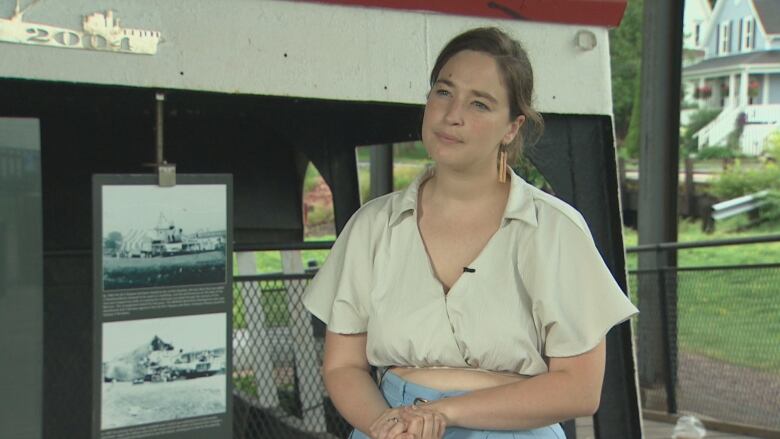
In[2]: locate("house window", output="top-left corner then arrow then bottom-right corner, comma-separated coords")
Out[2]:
742,17 -> 755,51
719,22 -> 731,55
695,23 -> 701,46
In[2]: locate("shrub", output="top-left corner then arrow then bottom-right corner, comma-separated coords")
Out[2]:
394,164 -> 424,191
307,204 -> 334,226
513,154 -> 551,190
394,141 -> 429,161
358,168 -> 370,203
707,161 -> 780,224
303,164 -> 322,193
695,145 -> 740,160
708,162 -> 780,199
621,84 -> 642,159
763,130 -> 780,161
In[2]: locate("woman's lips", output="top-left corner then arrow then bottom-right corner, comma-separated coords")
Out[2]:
435,132 -> 463,144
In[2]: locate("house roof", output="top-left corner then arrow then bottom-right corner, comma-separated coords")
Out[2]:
683,50 -> 780,74
704,0 -> 780,48
753,0 -> 780,35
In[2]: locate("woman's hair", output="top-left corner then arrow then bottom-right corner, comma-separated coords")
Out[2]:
430,27 -> 544,163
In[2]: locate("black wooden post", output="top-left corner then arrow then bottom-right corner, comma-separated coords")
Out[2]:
326,142 -> 362,235
636,0 -> 684,412
684,155 -> 695,217
370,143 -> 394,200
530,115 -> 643,439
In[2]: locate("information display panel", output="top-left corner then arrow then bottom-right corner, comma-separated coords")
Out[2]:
92,174 -> 233,439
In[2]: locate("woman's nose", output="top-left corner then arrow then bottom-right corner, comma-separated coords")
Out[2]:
443,101 -> 464,125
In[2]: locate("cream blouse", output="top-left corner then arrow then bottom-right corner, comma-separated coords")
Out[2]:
302,168 -> 638,376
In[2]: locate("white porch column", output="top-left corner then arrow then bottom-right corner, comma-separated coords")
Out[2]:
729,74 -> 737,107
763,73 -> 770,104
740,70 -> 749,106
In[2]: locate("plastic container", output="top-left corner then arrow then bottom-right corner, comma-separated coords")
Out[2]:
671,415 -> 707,439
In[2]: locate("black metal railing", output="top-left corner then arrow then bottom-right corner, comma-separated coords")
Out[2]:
627,234 -> 780,431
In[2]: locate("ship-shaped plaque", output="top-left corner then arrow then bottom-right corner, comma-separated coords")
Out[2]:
0,0 -> 161,55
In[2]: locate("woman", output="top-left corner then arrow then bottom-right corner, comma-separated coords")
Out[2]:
303,27 -> 638,439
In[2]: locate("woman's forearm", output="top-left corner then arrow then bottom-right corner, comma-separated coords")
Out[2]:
430,368 -> 600,430
324,365 -> 389,433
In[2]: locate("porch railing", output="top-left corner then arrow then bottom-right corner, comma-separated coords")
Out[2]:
695,104 -> 780,153
741,123 -> 776,155
695,106 -> 737,148
743,104 -> 780,124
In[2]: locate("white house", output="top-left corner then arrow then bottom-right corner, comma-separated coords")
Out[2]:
680,0 -> 713,126
682,0 -> 780,155
683,0 -> 713,63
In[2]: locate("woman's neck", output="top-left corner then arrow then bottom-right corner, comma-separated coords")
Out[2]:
423,165 -> 509,207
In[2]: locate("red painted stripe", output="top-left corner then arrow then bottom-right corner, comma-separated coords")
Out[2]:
295,0 -> 628,27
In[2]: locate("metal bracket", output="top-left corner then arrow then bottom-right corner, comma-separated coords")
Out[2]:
157,162 -> 176,187
154,92 -> 175,187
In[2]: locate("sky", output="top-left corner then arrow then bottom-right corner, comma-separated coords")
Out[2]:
102,184 -> 226,238
102,312 -> 226,361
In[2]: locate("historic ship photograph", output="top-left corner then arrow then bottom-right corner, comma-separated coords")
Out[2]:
101,184 -> 228,291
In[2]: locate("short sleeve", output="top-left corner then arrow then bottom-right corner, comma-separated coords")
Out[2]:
302,211 -> 373,334
526,212 -> 638,358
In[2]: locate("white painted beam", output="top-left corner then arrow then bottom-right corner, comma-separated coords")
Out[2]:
0,0 -> 613,115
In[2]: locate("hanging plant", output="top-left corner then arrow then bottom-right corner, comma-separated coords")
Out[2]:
694,84 -> 712,99
748,80 -> 760,98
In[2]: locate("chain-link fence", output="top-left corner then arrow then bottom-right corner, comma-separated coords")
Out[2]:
233,273 -> 351,439
231,237 -> 780,437
631,262 -> 780,431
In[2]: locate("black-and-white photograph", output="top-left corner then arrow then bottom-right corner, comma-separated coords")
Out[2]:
101,313 -> 227,430
101,184 -> 227,291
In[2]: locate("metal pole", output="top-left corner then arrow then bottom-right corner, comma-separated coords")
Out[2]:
155,92 -> 165,164
636,0 -> 684,411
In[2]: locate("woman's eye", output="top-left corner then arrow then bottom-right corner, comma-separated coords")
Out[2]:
473,101 -> 490,111
435,89 -> 451,97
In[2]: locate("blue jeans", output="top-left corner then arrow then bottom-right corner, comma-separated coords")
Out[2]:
349,371 -> 566,438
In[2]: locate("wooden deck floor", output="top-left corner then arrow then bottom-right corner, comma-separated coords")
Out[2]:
575,416 -> 765,439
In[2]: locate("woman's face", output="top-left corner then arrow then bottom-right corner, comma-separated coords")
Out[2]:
422,50 -> 524,173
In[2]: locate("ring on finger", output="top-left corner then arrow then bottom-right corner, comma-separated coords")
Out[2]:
386,417 -> 399,423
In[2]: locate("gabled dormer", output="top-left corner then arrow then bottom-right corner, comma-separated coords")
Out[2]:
702,0 -> 780,58
684,0 -> 713,51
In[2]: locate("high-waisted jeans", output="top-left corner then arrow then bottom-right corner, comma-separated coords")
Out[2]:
349,371 -> 566,438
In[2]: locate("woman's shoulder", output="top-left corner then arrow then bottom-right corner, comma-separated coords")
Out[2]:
521,182 -> 590,235
342,189 -> 404,231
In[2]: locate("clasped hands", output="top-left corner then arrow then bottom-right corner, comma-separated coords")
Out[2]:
368,404 -> 448,439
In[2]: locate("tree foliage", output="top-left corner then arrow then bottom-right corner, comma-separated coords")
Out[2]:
104,231 -> 123,254
610,0 -> 644,140
622,80 -> 642,158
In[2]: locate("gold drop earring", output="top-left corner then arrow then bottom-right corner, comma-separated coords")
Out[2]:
498,144 -> 508,183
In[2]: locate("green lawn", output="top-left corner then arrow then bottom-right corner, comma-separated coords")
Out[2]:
673,269 -> 780,372
623,218 -> 780,269
624,219 -> 780,373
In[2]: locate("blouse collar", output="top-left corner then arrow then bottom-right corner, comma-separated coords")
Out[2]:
389,166 -> 538,228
